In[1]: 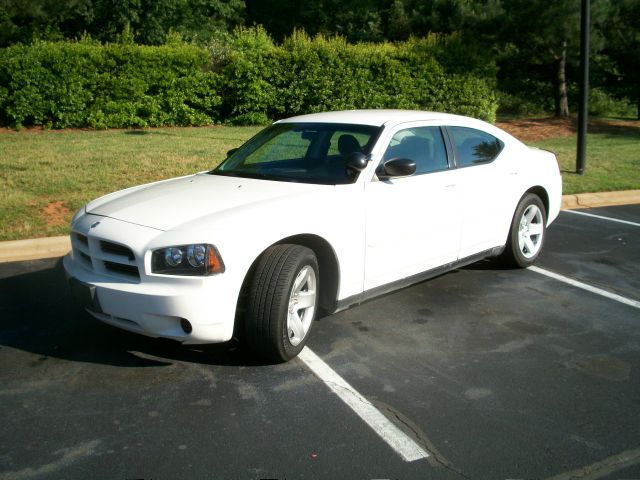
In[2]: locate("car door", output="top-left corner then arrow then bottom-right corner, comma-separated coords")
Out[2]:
444,125 -> 512,259
364,123 -> 462,291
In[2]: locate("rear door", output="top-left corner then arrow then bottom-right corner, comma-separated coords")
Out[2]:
444,125 -> 513,259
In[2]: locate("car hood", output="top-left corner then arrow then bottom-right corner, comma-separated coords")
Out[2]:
86,173 -> 327,231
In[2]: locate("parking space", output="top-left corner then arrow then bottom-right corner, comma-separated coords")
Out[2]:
1,205 -> 639,479
537,204 -> 640,300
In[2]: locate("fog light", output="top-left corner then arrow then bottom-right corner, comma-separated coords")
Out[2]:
180,318 -> 192,334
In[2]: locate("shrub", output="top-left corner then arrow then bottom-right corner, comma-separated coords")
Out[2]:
588,88 -> 635,118
0,40 -> 221,128
216,28 -> 498,125
0,29 -> 499,128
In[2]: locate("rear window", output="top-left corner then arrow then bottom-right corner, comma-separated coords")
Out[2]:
449,127 -> 504,167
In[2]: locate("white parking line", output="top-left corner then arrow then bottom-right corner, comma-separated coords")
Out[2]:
298,347 -> 430,462
528,266 -> 640,309
564,209 -> 640,227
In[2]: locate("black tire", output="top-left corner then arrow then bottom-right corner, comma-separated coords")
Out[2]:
245,244 -> 319,362
502,193 -> 547,268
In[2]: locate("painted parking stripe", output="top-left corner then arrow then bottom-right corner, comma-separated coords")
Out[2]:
564,209 -> 640,227
298,347 -> 430,462
528,266 -> 640,309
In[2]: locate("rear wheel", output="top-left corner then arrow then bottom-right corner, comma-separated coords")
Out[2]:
245,244 -> 319,362
502,193 -> 546,268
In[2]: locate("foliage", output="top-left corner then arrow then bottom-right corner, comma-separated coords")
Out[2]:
0,40 -> 221,128
598,0 -> 640,119
588,88 -> 635,118
0,28 -> 498,128
216,27 -> 498,125
0,0 -> 245,47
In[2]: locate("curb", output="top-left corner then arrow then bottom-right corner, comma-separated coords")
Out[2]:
561,189 -> 640,210
0,236 -> 70,263
1,189 -> 638,264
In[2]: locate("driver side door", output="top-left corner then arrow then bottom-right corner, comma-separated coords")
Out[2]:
364,123 -> 462,291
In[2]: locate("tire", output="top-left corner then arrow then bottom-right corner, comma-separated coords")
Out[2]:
245,244 -> 319,362
502,193 -> 547,268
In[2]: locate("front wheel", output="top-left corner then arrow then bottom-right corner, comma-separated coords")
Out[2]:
502,193 -> 547,268
245,244 -> 319,362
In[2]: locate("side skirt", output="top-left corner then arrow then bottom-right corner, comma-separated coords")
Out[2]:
332,246 -> 504,314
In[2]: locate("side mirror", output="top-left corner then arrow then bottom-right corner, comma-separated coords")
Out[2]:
345,152 -> 369,172
227,148 -> 238,158
376,158 -> 416,180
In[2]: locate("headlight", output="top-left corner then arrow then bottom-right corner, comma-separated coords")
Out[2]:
151,244 -> 225,276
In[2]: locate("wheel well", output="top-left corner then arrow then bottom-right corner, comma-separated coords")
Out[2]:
526,186 -> 549,220
275,234 -> 340,315
236,234 -> 340,325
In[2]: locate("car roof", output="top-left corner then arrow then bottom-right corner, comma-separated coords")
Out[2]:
276,109 -> 475,128
275,109 -> 522,145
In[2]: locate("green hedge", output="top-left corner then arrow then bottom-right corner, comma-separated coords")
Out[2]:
217,28 -> 497,124
0,40 -> 221,128
0,29 -> 498,128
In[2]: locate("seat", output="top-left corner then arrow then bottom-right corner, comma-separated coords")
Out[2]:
337,134 -> 362,156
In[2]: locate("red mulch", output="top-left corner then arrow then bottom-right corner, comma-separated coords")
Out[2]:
497,117 -> 640,142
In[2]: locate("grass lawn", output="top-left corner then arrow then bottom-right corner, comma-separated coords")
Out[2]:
0,126 -> 261,241
530,127 -> 640,195
0,120 -> 638,241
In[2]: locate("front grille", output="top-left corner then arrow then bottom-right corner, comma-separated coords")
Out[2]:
100,240 -> 135,260
104,261 -> 140,279
71,231 -> 140,282
76,233 -> 89,246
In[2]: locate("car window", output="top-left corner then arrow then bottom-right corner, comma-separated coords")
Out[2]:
213,123 -> 381,184
448,126 -> 504,167
382,126 -> 448,175
244,128 -> 311,165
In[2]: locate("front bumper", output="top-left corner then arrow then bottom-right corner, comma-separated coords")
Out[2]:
63,215 -> 238,344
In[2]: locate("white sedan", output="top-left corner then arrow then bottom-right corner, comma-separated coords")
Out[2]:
64,110 -> 562,361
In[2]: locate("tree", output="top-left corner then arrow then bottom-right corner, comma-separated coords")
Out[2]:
245,0 -> 384,42
0,0 -> 245,46
497,0 -> 612,117
598,0 -> 640,118
496,0 -> 582,117
0,0 -> 95,46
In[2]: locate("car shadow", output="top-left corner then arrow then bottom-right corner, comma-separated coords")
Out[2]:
0,258 -> 273,368
461,257 -> 515,271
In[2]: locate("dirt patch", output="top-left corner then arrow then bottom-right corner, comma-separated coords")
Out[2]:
497,117 -> 575,142
42,201 -> 70,227
497,117 -> 640,142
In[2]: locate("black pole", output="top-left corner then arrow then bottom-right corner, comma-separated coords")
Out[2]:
576,0 -> 590,175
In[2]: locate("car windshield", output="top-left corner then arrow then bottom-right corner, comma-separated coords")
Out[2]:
211,123 -> 381,184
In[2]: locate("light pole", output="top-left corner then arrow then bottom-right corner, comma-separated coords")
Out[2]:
576,0 -> 590,175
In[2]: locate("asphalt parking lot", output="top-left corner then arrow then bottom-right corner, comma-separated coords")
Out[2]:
1,205 -> 639,480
